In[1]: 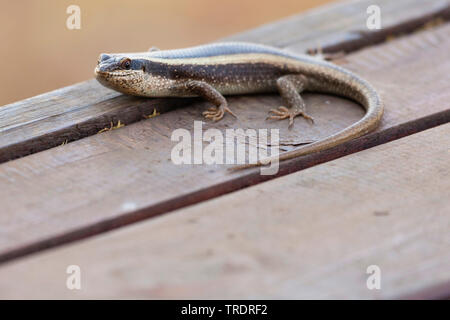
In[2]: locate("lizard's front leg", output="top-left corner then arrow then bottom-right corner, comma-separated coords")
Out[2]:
184,80 -> 236,122
268,74 -> 314,127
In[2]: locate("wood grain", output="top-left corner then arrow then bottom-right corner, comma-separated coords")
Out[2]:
230,0 -> 450,53
0,22 -> 449,264
0,81 -> 190,163
0,0 -> 449,163
0,124 -> 448,299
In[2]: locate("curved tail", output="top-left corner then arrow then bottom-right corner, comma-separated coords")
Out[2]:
232,67 -> 384,170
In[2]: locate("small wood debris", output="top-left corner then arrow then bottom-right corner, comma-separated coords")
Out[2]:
144,109 -> 160,119
98,120 -> 125,134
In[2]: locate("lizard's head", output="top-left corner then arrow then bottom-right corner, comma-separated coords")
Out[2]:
95,53 -> 147,95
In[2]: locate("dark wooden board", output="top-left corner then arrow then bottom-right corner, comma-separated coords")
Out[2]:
0,0 -> 449,163
0,124 -> 448,299
0,21 -> 449,264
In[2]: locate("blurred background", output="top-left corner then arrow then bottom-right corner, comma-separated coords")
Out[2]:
0,0 -> 335,106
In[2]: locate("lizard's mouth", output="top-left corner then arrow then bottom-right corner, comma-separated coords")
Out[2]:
95,67 -> 145,96
94,68 -> 136,78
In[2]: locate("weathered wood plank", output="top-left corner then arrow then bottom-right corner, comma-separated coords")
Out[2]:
0,124 -> 448,299
230,0 -> 450,53
0,82 -> 190,163
0,0 -> 449,163
0,22 -> 449,263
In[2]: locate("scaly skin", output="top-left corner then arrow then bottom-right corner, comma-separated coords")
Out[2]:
95,42 -> 383,169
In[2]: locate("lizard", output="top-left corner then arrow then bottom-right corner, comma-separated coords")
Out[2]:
95,42 -> 383,169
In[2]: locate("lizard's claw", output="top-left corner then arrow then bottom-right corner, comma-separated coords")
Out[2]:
202,105 -> 237,122
267,106 -> 314,128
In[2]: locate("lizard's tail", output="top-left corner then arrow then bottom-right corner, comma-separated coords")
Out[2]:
230,68 -> 384,171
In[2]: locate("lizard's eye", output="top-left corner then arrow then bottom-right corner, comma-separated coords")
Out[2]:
120,58 -> 131,70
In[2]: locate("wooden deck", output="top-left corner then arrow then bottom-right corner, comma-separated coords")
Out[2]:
0,0 -> 449,299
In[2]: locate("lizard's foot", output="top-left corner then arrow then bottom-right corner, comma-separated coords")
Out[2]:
267,106 -> 314,127
202,105 -> 237,122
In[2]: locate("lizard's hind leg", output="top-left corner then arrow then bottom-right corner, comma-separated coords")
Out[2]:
268,74 -> 314,128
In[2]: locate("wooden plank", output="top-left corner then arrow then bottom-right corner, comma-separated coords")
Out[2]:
0,82 -> 189,163
0,19 -> 449,264
0,0 -> 449,163
0,124 -> 448,299
229,0 -> 450,53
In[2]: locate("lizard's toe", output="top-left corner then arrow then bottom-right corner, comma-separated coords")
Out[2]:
266,114 -> 289,121
203,108 -> 224,121
267,106 -> 290,120
266,106 -> 314,128
202,105 -> 236,121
